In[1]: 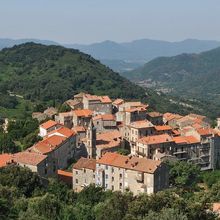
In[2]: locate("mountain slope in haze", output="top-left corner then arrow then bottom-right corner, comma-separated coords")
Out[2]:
66,39 -> 220,72
0,38 -> 59,50
123,47 -> 220,117
1,43 -> 213,119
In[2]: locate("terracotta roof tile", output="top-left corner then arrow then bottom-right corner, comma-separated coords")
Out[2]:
30,135 -> 67,154
197,128 -> 214,136
84,94 -> 112,103
173,136 -> 199,144
13,152 -> 47,166
130,120 -> 153,129
0,154 -> 12,168
73,109 -> 93,117
93,114 -> 115,121
155,125 -> 172,131
40,120 -> 58,130
113,99 -> 124,106
97,152 -> 162,174
138,134 -> 173,145
73,157 -> 96,170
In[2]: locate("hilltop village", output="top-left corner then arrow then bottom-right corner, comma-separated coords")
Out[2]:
1,92 -> 220,195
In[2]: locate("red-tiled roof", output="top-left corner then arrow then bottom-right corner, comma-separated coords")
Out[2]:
13,152 -> 47,166
130,120 -> 153,129
155,125 -> 172,131
93,114 -> 115,121
30,135 -> 67,154
138,134 -> 173,145
40,120 -> 58,130
97,152 -> 162,174
73,157 -> 96,170
73,109 -> 93,117
197,128 -> 214,136
173,136 -> 199,145
58,170 -> 73,185
58,170 -> 73,177
0,154 -> 12,168
96,130 -> 121,142
113,99 -> 124,106
84,94 -> 112,103
163,113 -> 182,122
48,126 -> 75,138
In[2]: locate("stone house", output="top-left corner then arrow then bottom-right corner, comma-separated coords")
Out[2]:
95,130 -> 122,159
12,151 -> 56,178
55,111 -> 74,129
92,114 -> 117,133
72,157 -> 96,192
30,127 -> 76,169
82,93 -> 112,114
72,109 -> 93,127
65,99 -> 83,110
135,134 -> 174,159
154,125 -> 173,135
146,112 -> 164,125
96,152 -> 169,195
39,120 -> 61,137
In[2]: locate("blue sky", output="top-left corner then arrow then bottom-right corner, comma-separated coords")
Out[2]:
1,0 -> 220,44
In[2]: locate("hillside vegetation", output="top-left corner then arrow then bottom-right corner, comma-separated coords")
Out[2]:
123,47 -> 220,118
0,43 -> 192,119
0,43 -> 146,103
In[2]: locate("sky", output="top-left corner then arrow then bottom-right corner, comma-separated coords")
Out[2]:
1,0 -> 220,44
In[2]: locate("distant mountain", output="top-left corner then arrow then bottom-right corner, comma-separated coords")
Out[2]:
122,47 -> 220,117
66,39 -> 220,72
0,38 -> 59,50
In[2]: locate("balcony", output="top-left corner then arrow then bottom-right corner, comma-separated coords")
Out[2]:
173,150 -> 187,155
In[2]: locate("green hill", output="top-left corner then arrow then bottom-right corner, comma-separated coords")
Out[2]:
0,43 -> 147,103
0,43 -> 189,118
122,47 -> 220,118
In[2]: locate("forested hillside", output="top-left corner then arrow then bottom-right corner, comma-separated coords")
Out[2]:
123,47 -> 220,119
0,43 -> 195,119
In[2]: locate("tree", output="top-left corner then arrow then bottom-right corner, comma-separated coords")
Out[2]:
94,191 -> 132,220
167,161 -> 200,188
0,165 -> 42,197
0,133 -> 19,153
27,193 -> 61,220
143,208 -> 188,220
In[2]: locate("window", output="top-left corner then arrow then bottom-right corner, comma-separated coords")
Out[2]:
112,167 -> 114,173
84,169 -> 86,173
112,177 -> 114,182
76,171 -> 78,175
105,174 -> 108,179
112,185 -> 114,190
105,184 -> 108,188
119,183 -> 122,189
119,173 -> 122,178
105,165 -> 108,170
76,179 -> 78,184
44,168 -> 47,175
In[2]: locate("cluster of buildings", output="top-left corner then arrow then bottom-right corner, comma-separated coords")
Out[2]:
1,92 -> 220,195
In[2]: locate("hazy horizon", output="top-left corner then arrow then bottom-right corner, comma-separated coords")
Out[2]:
1,0 -> 220,44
